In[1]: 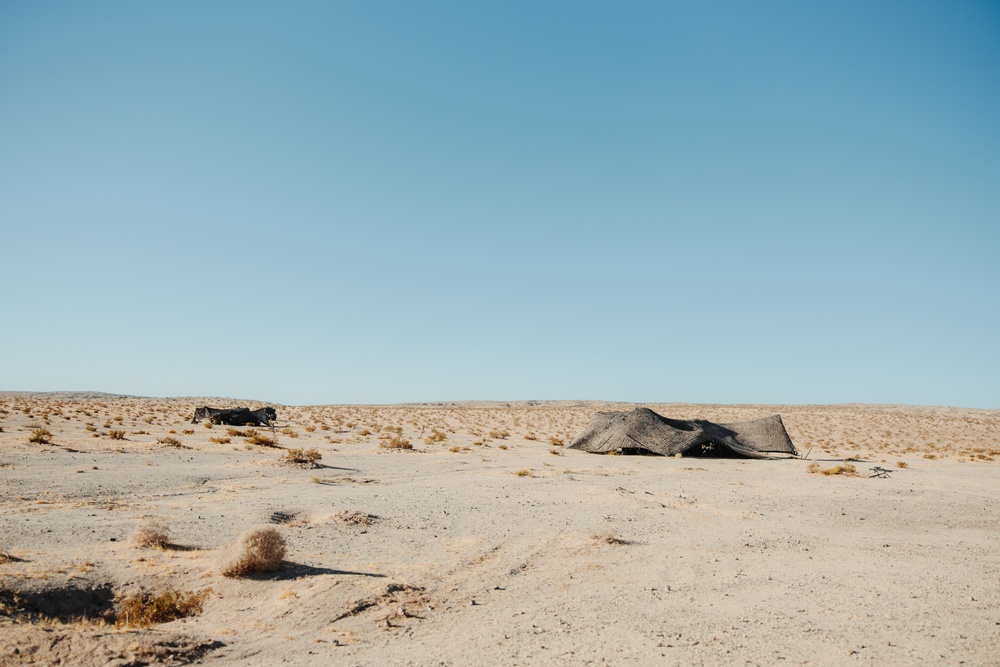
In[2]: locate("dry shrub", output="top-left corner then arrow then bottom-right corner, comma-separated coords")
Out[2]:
115,588 -> 211,627
549,436 -> 565,446
897,461 -> 909,468
514,468 -> 533,477
28,428 -> 52,444
221,527 -> 286,577
108,429 -> 127,440
247,430 -> 277,447
523,433 -> 538,441
281,427 -> 299,439
497,444 -> 508,450
226,428 -> 250,437
209,436 -> 231,444
488,429 -> 510,440
807,462 -> 860,476
380,436 -> 412,450
133,520 -> 170,549
158,436 -> 184,447
0,550 -> 12,564
284,447 -> 322,466
424,430 -> 447,444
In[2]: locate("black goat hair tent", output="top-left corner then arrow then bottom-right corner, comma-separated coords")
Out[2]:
191,406 -> 276,427
567,408 -> 797,458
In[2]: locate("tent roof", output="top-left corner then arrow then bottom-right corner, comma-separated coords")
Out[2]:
567,408 -> 797,458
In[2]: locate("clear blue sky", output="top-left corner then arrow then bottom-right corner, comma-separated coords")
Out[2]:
2,1 -> 998,408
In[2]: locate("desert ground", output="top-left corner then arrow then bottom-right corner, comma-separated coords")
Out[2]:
1,393 -> 999,666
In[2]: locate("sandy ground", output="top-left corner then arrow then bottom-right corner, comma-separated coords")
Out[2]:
1,394 -> 999,666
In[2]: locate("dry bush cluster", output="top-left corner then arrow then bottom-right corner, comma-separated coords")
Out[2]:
807,462 -> 860,477
115,588 -> 211,627
220,527 -> 286,577
28,427 -> 52,444
284,447 -> 322,466
132,520 -> 170,549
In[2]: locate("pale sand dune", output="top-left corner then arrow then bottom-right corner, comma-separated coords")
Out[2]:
1,396 -> 998,665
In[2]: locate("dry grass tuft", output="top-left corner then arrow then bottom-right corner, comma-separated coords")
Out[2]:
246,430 -> 277,447
549,436 -> 565,447
132,520 -> 170,549
897,461 -> 909,468
157,436 -> 185,447
108,429 -> 127,440
28,427 -> 52,444
514,468 -> 533,477
806,462 -> 861,476
209,436 -> 232,444
424,429 -> 447,444
115,588 -> 211,627
380,436 -> 412,450
220,527 -> 286,577
283,447 -> 322,466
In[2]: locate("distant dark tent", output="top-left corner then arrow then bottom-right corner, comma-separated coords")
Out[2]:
568,408 -> 797,459
191,406 -> 276,427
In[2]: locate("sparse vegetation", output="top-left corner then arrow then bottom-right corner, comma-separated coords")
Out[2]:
380,436 -> 412,450
221,527 -> 286,577
897,461 -> 909,468
115,588 -> 211,627
108,429 -> 127,440
247,430 -> 277,447
549,436 -> 565,447
284,447 -> 322,466
514,468 -> 533,477
157,436 -> 184,447
424,429 -> 447,444
28,427 -> 52,444
807,462 -> 860,476
209,436 -> 232,444
132,520 -> 170,549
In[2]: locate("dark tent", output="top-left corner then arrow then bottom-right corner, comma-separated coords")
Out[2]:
191,406 -> 276,427
567,408 -> 797,458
